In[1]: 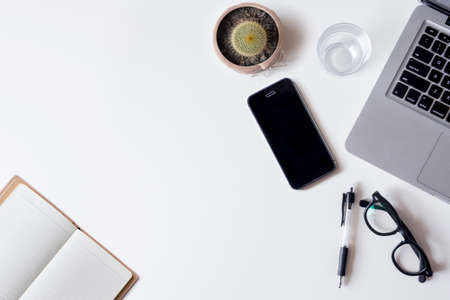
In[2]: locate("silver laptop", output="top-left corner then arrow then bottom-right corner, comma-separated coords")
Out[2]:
346,0 -> 450,204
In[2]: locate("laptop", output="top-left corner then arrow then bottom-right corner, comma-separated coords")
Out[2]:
346,0 -> 450,204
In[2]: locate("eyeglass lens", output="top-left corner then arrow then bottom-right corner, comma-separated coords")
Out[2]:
393,242 -> 425,274
366,203 -> 397,234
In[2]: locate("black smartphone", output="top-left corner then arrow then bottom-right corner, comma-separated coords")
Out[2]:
248,78 -> 335,189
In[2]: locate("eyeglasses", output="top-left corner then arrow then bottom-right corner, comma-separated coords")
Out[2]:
360,191 -> 433,283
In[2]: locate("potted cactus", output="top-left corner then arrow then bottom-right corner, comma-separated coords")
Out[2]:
213,3 -> 283,74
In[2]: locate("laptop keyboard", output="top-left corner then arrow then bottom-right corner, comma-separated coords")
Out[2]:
392,25 -> 450,121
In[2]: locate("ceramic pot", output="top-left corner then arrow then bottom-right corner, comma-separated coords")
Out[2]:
213,3 -> 283,74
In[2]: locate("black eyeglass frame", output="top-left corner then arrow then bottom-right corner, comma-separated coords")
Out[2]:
362,191 -> 433,283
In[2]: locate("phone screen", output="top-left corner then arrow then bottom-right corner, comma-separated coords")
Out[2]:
248,78 -> 335,189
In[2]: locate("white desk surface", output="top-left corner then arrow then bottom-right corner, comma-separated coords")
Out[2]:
1,0 -> 449,298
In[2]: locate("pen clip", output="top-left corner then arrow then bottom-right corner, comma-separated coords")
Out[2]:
341,188 -> 355,226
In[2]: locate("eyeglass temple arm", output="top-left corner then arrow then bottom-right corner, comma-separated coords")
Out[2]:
359,200 -> 384,210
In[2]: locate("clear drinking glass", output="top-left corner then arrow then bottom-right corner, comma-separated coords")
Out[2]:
317,23 -> 371,76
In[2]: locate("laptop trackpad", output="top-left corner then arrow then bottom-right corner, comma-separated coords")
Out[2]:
418,133 -> 450,198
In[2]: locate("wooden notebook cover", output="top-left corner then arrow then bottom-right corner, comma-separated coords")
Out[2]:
0,176 -> 139,299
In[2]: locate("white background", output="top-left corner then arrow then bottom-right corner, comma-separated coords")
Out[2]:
0,0 -> 449,299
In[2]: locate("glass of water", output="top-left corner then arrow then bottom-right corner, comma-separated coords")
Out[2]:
317,23 -> 371,76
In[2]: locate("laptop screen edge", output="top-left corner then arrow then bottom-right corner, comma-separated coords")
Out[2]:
423,0 -> 450,14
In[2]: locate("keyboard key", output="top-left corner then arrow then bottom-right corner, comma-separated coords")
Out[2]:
413,46 -> 433,63
405,89 -> 420,104
445,61 -> 450,74
444,46 -> 450,60
438,32 -> 450,43
445,47 -> 450,59
431,56 -> 446,70
393,82 -> 408,98
400,71 -> 430,92
425,26 -> 438,37
442,75 -> 450,89
418,95 -> 433,111
442,90 -> 450,105
419,34 -> 434,48
406,58 -> 430,77
430,101 -> 449,118
428,84 -> 443,98
428,69 -> 443,83
431,40 -> 446,55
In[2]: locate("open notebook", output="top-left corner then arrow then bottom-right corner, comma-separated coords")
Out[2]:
0,177 -> 138,300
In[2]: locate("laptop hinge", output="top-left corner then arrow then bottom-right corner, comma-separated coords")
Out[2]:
423,0 -> 450,16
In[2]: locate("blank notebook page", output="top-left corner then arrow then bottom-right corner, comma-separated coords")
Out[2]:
0,184 -> 76,300
20,230 -> 132,300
